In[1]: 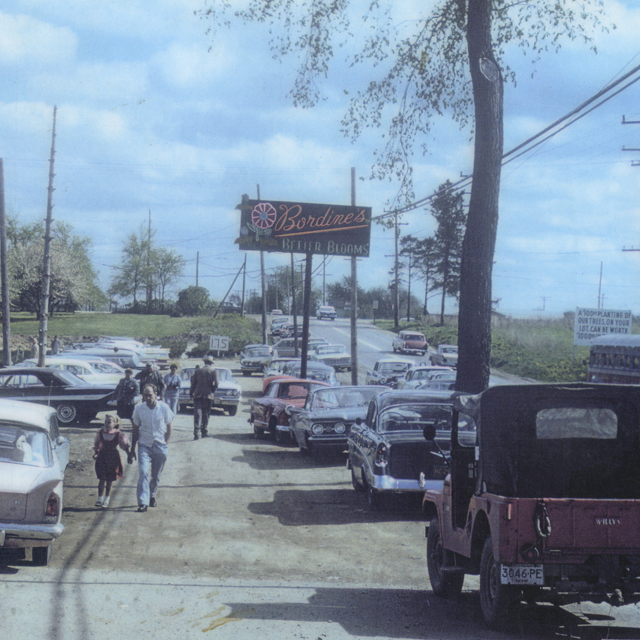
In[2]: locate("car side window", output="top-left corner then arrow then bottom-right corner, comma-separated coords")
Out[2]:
24,375 -> 45,388
264,382 -> 275,396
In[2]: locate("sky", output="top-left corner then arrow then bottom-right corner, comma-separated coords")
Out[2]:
1,0 -> 640,317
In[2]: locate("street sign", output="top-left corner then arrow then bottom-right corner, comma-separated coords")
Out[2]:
209,335 -> 230,352
372,300 -> 379,309
574,307 -> 632,346
236,198 -> 372,257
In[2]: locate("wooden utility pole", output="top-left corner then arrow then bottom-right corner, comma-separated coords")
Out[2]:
146,210 -> 152,312
196,251 -> 199,287
291,253 -> 298,357
258,185 -> 267,344
350,167 -> 359,384
0,159 -> 12,366
38,106 -> 57,366
394,212 -> 399,329
241,253 -> 247,316
300,252 -> 312,380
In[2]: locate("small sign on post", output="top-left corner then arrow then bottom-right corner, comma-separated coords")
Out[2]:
209,335 -> 230,358
574,308 -> 632,346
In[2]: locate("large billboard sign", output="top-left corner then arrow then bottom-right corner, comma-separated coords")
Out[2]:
235,199 -> 372,257
574,307 -> 632,346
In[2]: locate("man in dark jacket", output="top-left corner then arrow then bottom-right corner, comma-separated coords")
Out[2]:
189,356 -> 219,440
135,362 -> 165,399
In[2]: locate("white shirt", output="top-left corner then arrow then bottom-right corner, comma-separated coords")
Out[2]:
132,401 -> 174,447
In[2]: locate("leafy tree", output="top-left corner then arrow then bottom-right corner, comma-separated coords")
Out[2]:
108,227 -> 148,307
8,219 -> 104,314
200,0 -> 609,391
430,181 -> 466,325
154,247 -> 186,313
176,286 -> 210,316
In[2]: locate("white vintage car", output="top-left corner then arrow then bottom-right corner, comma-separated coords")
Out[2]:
0,400 -> 69,566
179,367 -> 243,416
21,356 -> 124,385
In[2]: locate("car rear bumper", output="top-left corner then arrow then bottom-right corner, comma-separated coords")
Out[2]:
0,522 -> 65,548
371,476 -> 442,493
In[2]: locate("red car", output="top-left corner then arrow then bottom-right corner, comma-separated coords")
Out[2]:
249,378 -> 330,443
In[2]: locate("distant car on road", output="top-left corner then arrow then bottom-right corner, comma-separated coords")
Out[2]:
0,400 -> 70,566
271,309 -> 283,316
240,344 -> 272,376
365,358 -> 414,388
430,344 -> 458,368
316,305 -> 337,320
392,330 -> 429,355
309,344 -> 352,371
270,316 -> 291,336
271,337 -> 327,358
397,365 -> 454,390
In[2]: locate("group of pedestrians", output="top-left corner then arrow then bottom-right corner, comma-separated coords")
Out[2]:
92,357 -> 218,513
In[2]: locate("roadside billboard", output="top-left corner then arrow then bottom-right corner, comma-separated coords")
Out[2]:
235,198 -> 371,257
574,307 -> 632,346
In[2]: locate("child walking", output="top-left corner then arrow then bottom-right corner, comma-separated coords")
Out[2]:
93,414 -> 130,508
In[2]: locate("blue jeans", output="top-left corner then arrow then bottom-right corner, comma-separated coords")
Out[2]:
164,392 -> 179,414
137,441 -> 168,507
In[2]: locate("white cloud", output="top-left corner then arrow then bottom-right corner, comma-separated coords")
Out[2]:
0,11 -> 77,66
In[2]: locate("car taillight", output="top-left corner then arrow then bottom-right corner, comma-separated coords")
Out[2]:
44,492 -> 60,523
374,443 -> 388,468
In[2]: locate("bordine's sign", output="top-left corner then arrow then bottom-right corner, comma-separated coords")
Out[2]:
235,199 -> 371,257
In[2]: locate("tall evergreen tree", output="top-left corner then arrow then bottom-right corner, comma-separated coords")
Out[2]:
430,181 -> 467,326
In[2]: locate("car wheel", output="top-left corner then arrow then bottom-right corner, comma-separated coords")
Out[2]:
32,545 -> 52,566
253,424 -> 263,438
227,406 -> 238,417
269,418 -> 277,440
56,403 -> 77,424
363,472 -> 382,510
427,517 -> 464,598
480,536 -> 516,629
275,428 -> 287,445
351,467 -> 365,492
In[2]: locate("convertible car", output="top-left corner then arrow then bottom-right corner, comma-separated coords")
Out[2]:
249,378 -> 329,442
0,400 -> 69,565
288,385 -> 388,457
0,367 -> 114,424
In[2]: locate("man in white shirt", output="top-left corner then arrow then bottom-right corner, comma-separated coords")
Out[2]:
128,384 -> 173,512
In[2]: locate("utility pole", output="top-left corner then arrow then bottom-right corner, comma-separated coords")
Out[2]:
257,185 -> 267,344
38,106 -> 57,366
0,159 -> 12,366
146,210 -> 152,312
406,254 -> 412,322
291,253 -> 298,357
394,212 -> 399,329
241,253 -> 246,316
322,256 -> 326,306
196,251 -> 199,287
597,261 -> 603,309
622,115 -> 640,167
350,167 -> 359,385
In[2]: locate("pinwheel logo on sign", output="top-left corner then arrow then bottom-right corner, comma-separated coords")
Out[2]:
248,202 -> 277,239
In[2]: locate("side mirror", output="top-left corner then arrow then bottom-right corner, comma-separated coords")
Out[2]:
423,424 -> 436,441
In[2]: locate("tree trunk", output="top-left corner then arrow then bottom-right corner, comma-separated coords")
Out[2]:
440,246 -> 449,326
456,0 -> 504,393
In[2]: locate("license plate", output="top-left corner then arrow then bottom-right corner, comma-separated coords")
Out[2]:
500,564 -> 544,585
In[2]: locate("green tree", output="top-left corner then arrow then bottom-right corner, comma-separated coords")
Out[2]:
201,0 -> 609,391
176,286 -> 210,316
154,247 -> 186,313
108,228 -> 148,308
430,181 -> 466,326
8,219 -> 104,314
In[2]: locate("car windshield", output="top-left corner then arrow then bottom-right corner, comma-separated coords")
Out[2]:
52,370 -> 86,385
379,403 -> 456,433
317,346 -> 346,355
289,368 -> 334,383
216,369 -> 232,382
277,382 -> 312,400
378,362 -> 411,374
442,347 -> 458,354
181,369 -> 195,381
311,388 -> 378,410
245,347 -> 270,357
404,334 -> 424,341
0,424 -> 52,467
